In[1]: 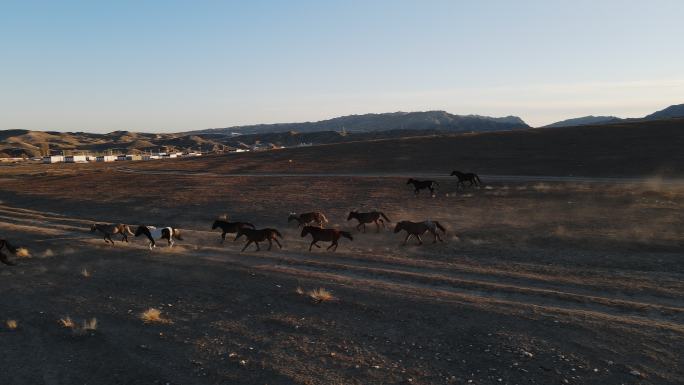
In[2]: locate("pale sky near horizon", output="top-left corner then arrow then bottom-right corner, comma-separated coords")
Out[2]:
1,0 -> 683,132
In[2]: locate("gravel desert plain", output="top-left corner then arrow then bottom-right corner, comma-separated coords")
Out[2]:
1,121 -> 683,385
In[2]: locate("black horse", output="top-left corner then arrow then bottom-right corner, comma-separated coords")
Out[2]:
0,239 -> 20,266
406,178 -> 439,196
211,220 -> 255,244
450,171 -> 482,188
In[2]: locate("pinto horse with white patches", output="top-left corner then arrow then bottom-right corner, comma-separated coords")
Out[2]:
134,225 -> 183,250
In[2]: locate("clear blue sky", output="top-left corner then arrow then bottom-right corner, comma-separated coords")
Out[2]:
1,0 -> 683,132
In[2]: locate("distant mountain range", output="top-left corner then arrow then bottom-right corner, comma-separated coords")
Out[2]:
544,103 -> 684,128
190,111 -> 529,135
2,104 -> 683,159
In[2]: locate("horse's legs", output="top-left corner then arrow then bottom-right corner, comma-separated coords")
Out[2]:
356,223 -> 363,232
362,223 -> 366,233
403,233 -> 412,245
326,242 -> 334,250
254,241 -> 261,251
375,220 -> 381,233
169,238 -> 174,248
309,241 -> 316,251
267,239 -> 273,251
221,232 -> 226,244
241,240 -> 251,252
416,234 -> 423,245
273,238 -> 282,249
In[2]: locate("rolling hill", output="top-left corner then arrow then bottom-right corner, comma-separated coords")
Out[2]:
189,110 -> 529,135
545,103 -> 684,128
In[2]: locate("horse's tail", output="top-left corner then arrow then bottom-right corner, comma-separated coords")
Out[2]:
319,212 -> 329,224
434,221 -> 446,233
474,174 -> 482,184
341,231 -> 353,241
173,228 -> 183,240
379,212 -> 391,222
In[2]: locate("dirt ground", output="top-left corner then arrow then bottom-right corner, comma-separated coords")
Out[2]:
0,157 -> 683,384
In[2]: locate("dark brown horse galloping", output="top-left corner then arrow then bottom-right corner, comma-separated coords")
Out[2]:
450,171 -> 482,188
347,211 -> 391,233
235,228 -> 283,251
301,226 -> 353,252
288,212 -> 328,227
211,220 -> 255,244
0,239 -> 20,266
406,178 -> 439,196
393,220 -> 446,245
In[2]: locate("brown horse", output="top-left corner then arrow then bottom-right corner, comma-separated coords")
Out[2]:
288,212 -> 328,227
211,220 -> 255,244
393,220 -> 446,245
406,178 -> 439,196
90,223 -> 135,244
0,239 -> 20,266
301,226 -> 353,252
235,227 -> 283,251
450,171 -> 482,188
347,211 -> 391,233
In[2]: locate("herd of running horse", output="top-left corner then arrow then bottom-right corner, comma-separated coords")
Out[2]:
0,172 -> 480,264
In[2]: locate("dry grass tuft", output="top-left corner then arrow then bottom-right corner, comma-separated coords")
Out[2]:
307,288 -> 337,303
295,286 -> 305,295
6,320 -> 18,330
15,248 -> 30,258
81,268 -> 91,278
59,317 -> 75,329
141,308 -> 171,324
83,318 -> 98,331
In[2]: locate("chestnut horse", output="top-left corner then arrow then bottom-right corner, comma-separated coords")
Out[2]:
301,226 -> 353,252
90,223 -> 134,244
347,211 -> 391,233
393,220 -> 446,245
235,227 -> 283,251
211,220 -> 255,244
288,212 -> 328,227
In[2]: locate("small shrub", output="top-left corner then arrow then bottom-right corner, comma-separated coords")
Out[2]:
81,268 -> 91,278
141,308 -> 171,324
308,288 -> 336,303
59,317 -> 75,329
15,248 -> 30,258
6,320 -> 18,330
83,318 -> 98,331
